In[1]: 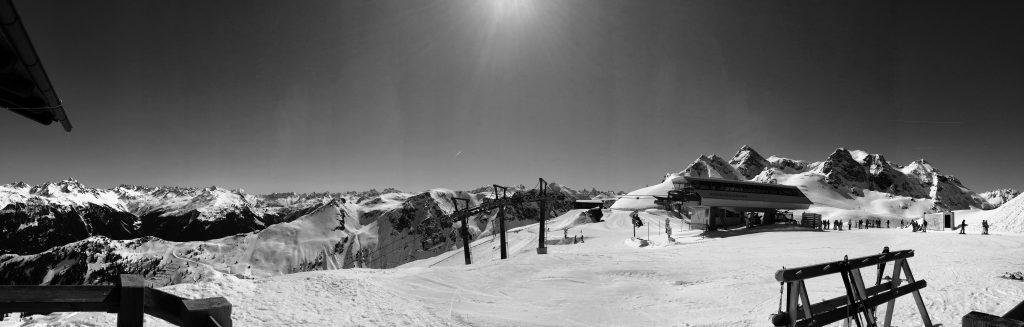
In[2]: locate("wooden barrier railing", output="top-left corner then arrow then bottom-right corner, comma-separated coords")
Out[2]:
0,274 -> 231,327
963,299 -> 1024,327
772,248 -> 932,327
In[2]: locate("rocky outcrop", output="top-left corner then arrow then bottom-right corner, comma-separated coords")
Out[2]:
980,189 -> 1021,208
729,145 -> 770,180
815,148 -> 871,188
681,155 -> 743,180
666,145 -> 1000,212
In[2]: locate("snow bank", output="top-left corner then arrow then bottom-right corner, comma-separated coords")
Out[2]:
610,175 -> 675,210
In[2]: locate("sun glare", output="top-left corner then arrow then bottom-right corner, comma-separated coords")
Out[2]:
488,0 -> 537,24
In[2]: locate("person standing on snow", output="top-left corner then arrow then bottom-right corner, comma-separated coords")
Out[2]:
630,210 -> 643,237
982,220 -> 990,235
958,219 -> 968,234
921,220 -> 928,232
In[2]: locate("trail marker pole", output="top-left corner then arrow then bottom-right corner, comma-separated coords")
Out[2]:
453,197 -> 472,265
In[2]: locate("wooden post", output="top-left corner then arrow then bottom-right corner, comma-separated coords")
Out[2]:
850,268 -> 878,326
798,280 -> 812,319
118,274 -> 145,327
183,297 -> 232,327
884,259 -> 905,327
901,260 -> 933,327
787,281 -> 799,324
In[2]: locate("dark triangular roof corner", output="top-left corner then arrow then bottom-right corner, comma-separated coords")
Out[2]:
0,0 -> 72,132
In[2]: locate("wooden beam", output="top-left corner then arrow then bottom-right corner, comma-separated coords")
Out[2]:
1005,300 -> 1024,320
793,281 -> 927,327
788,282 -> 800,324
143,288 -> 189,325
883,258 -> 904,327
963,311 -> 1024,327
0,285 -> 118,312
804,283 -> 890,317
776,250 -> 915,282
118,274 -> 145,327
900,261 -> 932,327
850,269 -> 877,326
798,281 -> 812,319
183,297 -> 232,327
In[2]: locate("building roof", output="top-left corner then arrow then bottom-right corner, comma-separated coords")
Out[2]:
669,176 -> 812,210
1,0 -> 71,131
672,176 -> 802,190
691,189 -> 812,210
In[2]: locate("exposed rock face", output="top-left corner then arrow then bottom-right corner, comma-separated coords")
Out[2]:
0,184 -> 581,286
816,148 -> 870,188
729,145 -> 770,180
681,155 -> 743,180
666,145 -> 1002,212
0,203 -> 139,255
980,189 -> 1021,208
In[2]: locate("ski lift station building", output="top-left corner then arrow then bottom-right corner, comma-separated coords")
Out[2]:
664,176 -> 813,230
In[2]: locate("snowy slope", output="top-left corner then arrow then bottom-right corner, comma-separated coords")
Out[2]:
609,174 -> 677,210
0,185 -> 586,286
979,189 -> 1021,208
958,192 -> 1024,234
28,209 -> 1024,327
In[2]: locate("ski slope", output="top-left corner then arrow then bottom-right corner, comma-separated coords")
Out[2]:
17,209 -> 1024,326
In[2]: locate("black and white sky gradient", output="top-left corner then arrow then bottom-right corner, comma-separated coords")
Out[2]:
2,0 -> 1023,193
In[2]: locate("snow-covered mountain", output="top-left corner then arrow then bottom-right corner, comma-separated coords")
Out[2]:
615,145 -> 1010,218
0,179 -> 334,255
978,188 -> 1020,208
959,190 -> 1024,234
0,181 -> 597,285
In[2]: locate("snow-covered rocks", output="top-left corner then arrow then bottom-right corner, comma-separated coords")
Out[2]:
613,145 -> 1009,216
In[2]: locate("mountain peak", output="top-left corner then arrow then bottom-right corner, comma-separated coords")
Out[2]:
729,145 -> 768,180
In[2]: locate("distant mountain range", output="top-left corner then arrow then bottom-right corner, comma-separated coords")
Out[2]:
615,145 -> 1019,219
0,179 -> 618,285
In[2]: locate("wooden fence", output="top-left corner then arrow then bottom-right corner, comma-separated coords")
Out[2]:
963,299 -> 1024,327
0,274 -> 231,327
773,248 -> 931,327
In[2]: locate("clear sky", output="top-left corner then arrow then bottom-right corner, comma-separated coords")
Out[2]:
2,0 -> 1022,194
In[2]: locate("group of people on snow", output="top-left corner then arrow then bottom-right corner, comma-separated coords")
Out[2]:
817,218 -> 896,231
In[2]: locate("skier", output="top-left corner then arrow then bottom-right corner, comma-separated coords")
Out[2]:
982,220 -> 989,235
847,220 -> 852,230
887,220 -> 890,228
958,219 -> 968,234
921,220 -> 928,233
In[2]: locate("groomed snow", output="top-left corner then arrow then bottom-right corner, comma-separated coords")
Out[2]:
25,209 -> 1024,326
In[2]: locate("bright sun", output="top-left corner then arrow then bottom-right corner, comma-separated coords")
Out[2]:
488,0 -> 536,23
